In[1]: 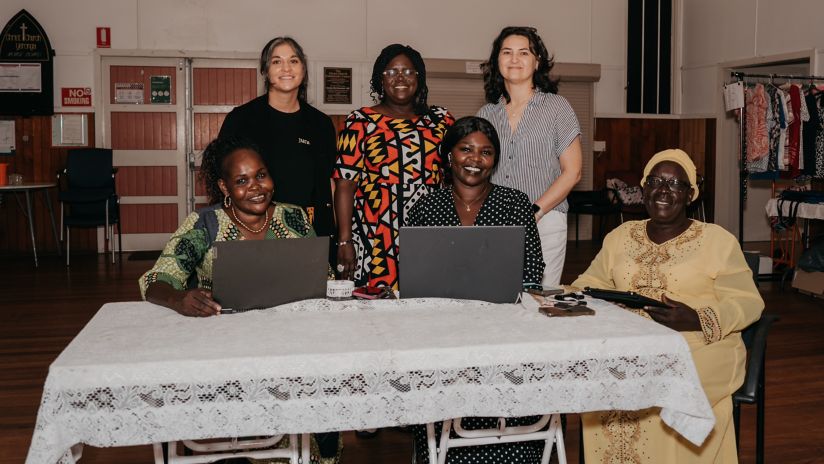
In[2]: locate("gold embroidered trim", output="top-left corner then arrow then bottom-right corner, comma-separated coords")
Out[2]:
696,306 -> 722,344
626,221 -> 703,299
600,411 -> 643,464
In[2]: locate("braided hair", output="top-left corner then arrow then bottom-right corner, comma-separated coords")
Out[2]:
199,136 -> 262,205
369,43 -> 430,115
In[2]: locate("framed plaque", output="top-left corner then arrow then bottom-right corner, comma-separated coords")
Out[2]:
323,67 -> 352,105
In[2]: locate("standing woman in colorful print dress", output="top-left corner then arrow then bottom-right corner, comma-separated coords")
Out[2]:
334,44 -> 454,289
478,26 -> 583,287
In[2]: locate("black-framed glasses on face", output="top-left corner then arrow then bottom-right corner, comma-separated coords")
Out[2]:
382,68 -> 418,79
644,176 -> 691,192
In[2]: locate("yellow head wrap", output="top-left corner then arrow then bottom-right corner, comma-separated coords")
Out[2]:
641,148 -> 699,202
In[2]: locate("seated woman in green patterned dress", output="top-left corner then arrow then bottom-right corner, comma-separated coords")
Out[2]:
139,135 -> 317,317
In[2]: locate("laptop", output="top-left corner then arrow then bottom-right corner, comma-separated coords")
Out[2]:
211,237 -> 329,312
399,226 -> 525,303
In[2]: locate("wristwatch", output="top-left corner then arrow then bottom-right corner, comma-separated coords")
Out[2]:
532,203 -> 541,214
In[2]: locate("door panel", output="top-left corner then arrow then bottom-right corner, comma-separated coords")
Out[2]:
111,112 -> 178,150
193,67 -> 257,106
193,113 -> 228,150
189,59 -> 261,211
102,57 -> 185,250
115,166 -> 178,196
109,66 -> 178,104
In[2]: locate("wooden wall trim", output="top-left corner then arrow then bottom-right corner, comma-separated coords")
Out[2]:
0,114 -> 97,255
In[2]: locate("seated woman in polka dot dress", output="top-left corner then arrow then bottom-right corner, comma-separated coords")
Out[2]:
406,116 -> 547,463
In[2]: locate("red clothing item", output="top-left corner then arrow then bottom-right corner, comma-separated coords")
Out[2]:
334,106 -> 454,289
787,85 -> 802,177
745,84 -> 769,162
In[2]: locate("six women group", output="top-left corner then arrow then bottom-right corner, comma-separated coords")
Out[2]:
139,26 -> 765,464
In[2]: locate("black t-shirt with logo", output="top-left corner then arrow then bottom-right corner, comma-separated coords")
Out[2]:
219,96 -> 336,238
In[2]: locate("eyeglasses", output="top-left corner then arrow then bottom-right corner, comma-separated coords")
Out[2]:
644,176 -> 691,192
382,68 -> 418,78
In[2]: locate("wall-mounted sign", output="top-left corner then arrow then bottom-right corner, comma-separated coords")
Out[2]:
0,63 -> 41,92
51,114 -> 88,146
323,67 -> 352,105
0,10 -> 50,61
0,9 -> 54,115
465,61 -> 483,74
115,82 -> 144,104
96,27 -> 111,48
61,87 -> 91,106
0,120 -> 15,155
150,75 -> 171,104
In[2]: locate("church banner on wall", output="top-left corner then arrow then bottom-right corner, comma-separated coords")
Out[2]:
0,9 -> 55,115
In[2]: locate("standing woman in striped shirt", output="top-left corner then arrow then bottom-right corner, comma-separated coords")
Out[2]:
477,26 -> 582,287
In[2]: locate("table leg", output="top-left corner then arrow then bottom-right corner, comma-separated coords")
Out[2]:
24,190 -> 39,267
300,433 -> 310,464
425,422 -> 438,464
42,188 -> 61,256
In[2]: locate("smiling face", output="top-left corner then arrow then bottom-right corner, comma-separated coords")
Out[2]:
266,43 -> 305,96
381,54 -> 419,106
643,161 -> 694,225
450,131 -> 497,188
497,34 -> 538,86
218,148 -> 274,217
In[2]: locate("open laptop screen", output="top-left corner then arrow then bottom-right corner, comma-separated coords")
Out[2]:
399,226 -> 525,303
212,237 -> 328,311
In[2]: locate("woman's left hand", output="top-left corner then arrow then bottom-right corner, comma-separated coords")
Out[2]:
643,295 -> 701,332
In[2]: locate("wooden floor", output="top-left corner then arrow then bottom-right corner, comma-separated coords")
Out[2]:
1,242 -> 823,464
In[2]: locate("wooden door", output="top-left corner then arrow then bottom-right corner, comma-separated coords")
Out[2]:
101,57 -> 185,251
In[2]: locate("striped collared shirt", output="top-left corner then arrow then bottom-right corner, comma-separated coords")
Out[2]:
477,91 -> 580,213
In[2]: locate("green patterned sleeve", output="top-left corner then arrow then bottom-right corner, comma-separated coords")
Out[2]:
274,203 -> 317,238
139,212 -> 212,299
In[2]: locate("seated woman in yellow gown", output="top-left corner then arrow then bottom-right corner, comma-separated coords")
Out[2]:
572,149 -> 764,464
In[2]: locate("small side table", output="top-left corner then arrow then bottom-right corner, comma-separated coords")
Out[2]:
0,182 -> 61,267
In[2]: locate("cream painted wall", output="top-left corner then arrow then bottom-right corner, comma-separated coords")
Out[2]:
681,0 -> 824,239
1,0 -> 627,114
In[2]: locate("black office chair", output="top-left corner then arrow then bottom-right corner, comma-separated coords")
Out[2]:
567,189 -> 621,246
734,252 -> 775,464
734,313 -> 778,464
57,148 -> 121,265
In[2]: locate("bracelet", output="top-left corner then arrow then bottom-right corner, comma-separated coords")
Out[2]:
337,240 -> 351,246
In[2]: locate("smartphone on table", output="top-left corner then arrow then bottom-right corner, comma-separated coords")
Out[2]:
352,286 -> 392,299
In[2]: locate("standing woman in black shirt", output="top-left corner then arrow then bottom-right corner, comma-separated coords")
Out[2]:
219,36 -> 337,243
219,37 -> 342,463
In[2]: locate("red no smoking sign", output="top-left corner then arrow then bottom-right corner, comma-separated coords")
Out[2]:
62,87 -> 92,106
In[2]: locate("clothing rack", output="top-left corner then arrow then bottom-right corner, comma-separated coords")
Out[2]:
729,71 -> 824,245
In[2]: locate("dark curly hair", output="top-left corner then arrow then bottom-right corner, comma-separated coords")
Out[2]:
260,36 -> 309,101
440,116 -> 501,170
369,44 -> 430,115
199,136 -> 263,205
482,26 -> 559,103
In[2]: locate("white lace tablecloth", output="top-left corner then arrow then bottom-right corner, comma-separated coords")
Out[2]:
765,198 -> 824,220
27,297 -> 714,464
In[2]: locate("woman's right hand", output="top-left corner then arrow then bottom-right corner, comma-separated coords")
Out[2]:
337,242 -> 356,280
177,289 -> 222,317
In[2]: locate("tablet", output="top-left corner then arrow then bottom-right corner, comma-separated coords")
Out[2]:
583,287 -> 670,309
